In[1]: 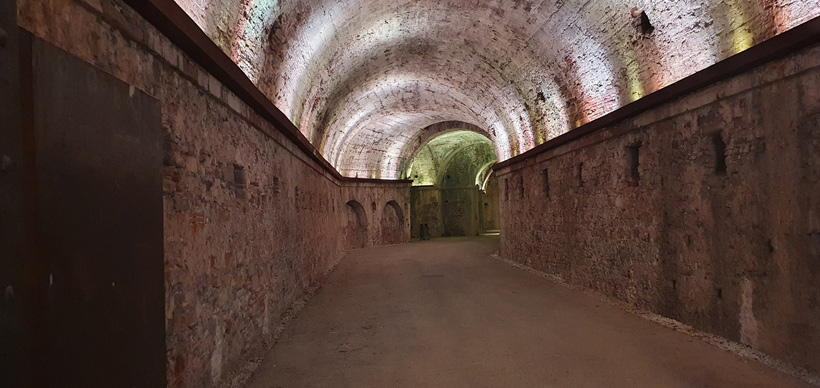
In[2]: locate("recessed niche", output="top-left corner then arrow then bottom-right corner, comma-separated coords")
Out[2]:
542,168 -> 550,198
632,8 -> 654,36
712,134 -> 727,175
272,176 -> 281,196
577,163 -> 584,188
626,142 -> 641,185
233,164 -> 246,198
504,178 -> 510,201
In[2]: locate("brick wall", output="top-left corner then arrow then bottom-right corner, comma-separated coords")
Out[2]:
174,0 -> 820,177
17,1 -> 409,386
496,42 -> 820,373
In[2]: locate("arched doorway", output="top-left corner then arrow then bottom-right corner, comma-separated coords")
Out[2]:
380,200 -> 405,245
406,130 -> 498,238
344,200 -> 368,250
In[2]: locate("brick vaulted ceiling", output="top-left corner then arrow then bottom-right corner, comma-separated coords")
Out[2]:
174,0 -> 819,179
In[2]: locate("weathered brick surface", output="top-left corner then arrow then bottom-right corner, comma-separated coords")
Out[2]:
497,42 -> 820,373
408,132 -> 497,238
342,181 -> 412,248
17,1 -> 409,387
176,0 -> 820,179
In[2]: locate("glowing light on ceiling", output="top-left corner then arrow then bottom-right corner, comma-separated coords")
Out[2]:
725,3 -> 755,55
175,0 -> 211,35
619,44 -> 646,103
405,131 -> 495,186
773,0 -> 820,33
172,0 -> 820,181
230,0 -> 278,83
274,1 -> 346,126
380,138 -> 409,179
322,74 -> 520,170
571,31 -> 620,122
646,2 -> 720,93
294,15 -> 411,137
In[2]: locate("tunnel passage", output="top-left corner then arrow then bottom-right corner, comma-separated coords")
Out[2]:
380,200 -> 405,245
13,1 -> 820,387
344,200 -> 368,250
408,130 -> 498,238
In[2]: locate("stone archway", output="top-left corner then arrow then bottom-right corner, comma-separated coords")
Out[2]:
380,200 -> 405,245
480,171 -> 500,232
344,200 -> 368,250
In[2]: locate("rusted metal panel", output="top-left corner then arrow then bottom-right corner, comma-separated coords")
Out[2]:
0,0 -> 23,385
25,36 -> 166,387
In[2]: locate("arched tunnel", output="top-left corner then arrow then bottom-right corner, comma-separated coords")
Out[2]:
2,0 -> 820,387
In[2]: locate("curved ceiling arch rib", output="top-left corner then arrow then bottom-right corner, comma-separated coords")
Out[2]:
320,70 -> 523,169
400,121 -> 494,166
175,0 -> 820,179
405,130 -> 496,187
302,36 -> 557,152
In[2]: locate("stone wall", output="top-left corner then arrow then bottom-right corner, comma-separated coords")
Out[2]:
16,1 -> 409,387
410,187 -> 444,239
411,186 -> 489,238
441,188 -> 481,237
342,181 -> 412,248
496,42 -> 820,374
410,140 -> 497,238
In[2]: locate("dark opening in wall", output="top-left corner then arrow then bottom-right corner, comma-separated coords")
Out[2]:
233,164 -> 246,198
632,8 -> 654,36
627,142 -> 641,185
577,163 -> 584,188
518,175 -> 525,199
504,178 -> 510,201
268,14 -> 284,44
713,134 -> 727,175
272,176 -> 280,196
542,168 -> 550,198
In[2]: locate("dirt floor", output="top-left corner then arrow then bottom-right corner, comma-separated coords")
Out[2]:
244,236 -> 814,388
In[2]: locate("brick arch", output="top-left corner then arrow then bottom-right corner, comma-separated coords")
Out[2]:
380,200 -> 405,245
344,200 -> 368,250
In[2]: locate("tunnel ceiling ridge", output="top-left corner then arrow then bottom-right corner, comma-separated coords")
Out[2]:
176,0 -> 820,179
